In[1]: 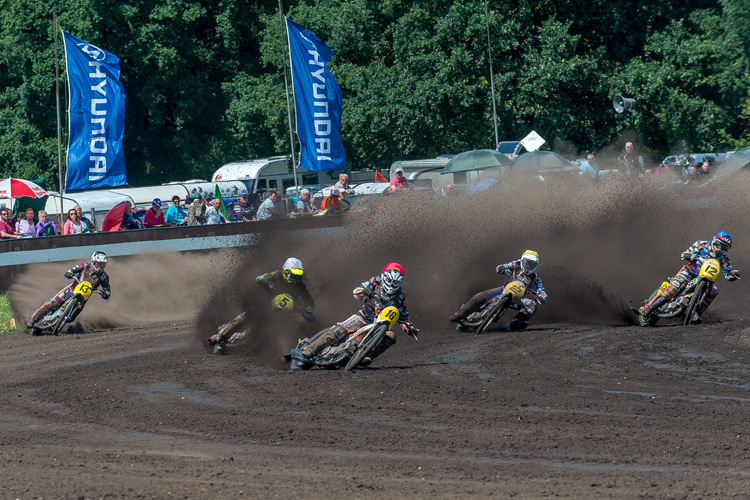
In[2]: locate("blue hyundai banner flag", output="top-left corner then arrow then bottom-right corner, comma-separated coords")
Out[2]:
63,31 -> 127,190
286,18 -> 345,171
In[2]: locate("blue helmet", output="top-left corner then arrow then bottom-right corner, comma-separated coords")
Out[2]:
711,231 -> 732,254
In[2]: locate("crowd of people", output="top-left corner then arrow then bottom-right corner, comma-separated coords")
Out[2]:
579,141 -> 718,186
0,205 -> 95,240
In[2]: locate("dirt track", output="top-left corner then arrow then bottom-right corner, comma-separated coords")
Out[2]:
2,307 -> 750,498
3,175 -> 750,498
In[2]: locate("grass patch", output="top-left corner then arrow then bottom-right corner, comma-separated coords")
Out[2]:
0,293 -> 19,334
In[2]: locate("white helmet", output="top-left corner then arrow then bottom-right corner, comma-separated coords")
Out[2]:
520,250 -> 539,275
91,251 -> 108,271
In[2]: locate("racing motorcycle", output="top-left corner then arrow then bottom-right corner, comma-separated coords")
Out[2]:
29,280 -> 104,336
210,293 -> 311,354
458,279 -> 534,334
286,306 -> 419,371
635,257 -> 724,327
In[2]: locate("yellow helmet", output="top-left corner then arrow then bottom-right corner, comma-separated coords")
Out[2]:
520,250 -> 539,275
282,257 -> 305,283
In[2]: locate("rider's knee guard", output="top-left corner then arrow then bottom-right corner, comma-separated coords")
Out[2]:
301,324 -> 347,357
450,290 -> 492,322
30,300 -> 59,323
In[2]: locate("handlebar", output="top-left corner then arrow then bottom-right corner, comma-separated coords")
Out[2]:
406,323 -> 419,340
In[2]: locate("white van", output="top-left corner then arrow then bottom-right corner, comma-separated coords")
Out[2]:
212,156 -> 337,198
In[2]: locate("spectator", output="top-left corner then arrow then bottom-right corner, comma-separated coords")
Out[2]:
16,207 -> 37,237
165,195 -> 187,225
618,142 -> 646,178
334,173 -> 354,194
75,205 -> 95,232
63,208 -> 84,235
699,161 -> 712,179
187,194 -> 208,226
204,192 -> 214,204
581,153 -> 599,179
0,208 -> 23,239
205,198 -> 226,224
435,183 -> 454,196
319,188 -> 343,214
233,191 -> 256,222
389,167 -> 409,190
121,201 -> 142,229
294,188 -> 319,216
256,190 -> 279,221
143,198 -> 165,228
35,210 -> 57,237
681,164 -> 700,185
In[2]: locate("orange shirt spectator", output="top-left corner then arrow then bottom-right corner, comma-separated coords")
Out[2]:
320,189 -> 343,213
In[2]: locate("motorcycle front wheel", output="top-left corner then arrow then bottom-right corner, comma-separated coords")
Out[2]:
345,324 -> 388,372
683,280 -> 707,326
477,296 -> 511,335
53,299 -> 79,335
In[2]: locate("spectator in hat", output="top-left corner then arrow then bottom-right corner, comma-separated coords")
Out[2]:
165,195 -> 187,225
319,188 -> 343,214
256,190 -> 279,221
233,191 -> 256,222
187,193 -> 207,226
389,167 -> 409,190
143,198 -> 165,228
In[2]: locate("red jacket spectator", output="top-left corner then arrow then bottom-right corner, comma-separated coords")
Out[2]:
143,199 -> 165,228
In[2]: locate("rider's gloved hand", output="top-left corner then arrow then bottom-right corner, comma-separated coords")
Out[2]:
495,265 -> 503,274
728,270 -> 741,281
536,292 -> 548,304
64,271 -> 74,279
680,252 -> 691,261
101,290 -> 111,300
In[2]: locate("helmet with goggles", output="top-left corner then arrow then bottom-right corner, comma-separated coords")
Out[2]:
90,251 -> 108,271
379,262 -> 404,300
520,250 -> 539,275
711,231 -> 732,255
282,257 -> 305,283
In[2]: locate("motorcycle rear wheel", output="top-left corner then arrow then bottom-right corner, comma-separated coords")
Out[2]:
477,296 -> 511,335
683,280 -> 707,326
345,324 -> 388,372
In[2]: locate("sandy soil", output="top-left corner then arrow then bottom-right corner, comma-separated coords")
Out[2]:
3,173 -> 750,499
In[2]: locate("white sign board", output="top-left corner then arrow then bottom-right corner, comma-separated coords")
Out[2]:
520,131 -> 546,152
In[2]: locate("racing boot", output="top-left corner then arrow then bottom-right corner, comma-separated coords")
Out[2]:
509,311 -> 531,331
690,303 -> 710,325
361,332 -> 396,367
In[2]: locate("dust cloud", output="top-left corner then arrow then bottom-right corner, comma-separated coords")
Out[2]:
9,169 -> 750,361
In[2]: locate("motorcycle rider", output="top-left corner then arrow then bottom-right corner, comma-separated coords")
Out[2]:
449,250 -> 548,331
290,262 -> 415,368
208,257 -> 315,353
638,231 -> 740,322
27,251 -> 111,329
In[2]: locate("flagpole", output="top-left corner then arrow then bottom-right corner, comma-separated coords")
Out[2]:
53,13 -> 64,218
483,0 -> 499,149
278,1 -> 300,190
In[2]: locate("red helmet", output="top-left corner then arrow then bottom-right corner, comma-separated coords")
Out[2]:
382,262 -> 404,276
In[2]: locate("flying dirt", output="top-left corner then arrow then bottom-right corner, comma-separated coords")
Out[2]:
3,170 -> 750,498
